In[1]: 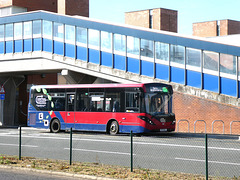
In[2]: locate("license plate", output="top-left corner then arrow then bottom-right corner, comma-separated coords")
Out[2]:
160,129 -> 167,132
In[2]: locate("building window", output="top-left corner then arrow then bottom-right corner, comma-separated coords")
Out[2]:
220,53 -> 236,75
186,47 -> 201,68
33,20 -> 42,38
14,22 -> 22,40
53,22 -> 64,42
149,9 -> 153,29
203,50 -> 219,72
141,39 -> 153,58
76,27 -> 87,47
0,25 -> 4,41
101,31 -> 112,52
88,29 -> 99,49
155,42 -> 169,61
23,21 -> 32,39
5,23 -> 13,41
127,36 -> 139,56
65,25 -> 75,44
114,33 -> 126,54
170,44 -> 185,64
43,20 -> 52,39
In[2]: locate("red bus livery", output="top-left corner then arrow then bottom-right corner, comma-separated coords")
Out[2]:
28,83 -> 175,134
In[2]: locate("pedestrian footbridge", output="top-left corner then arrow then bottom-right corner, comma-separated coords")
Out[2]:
0,11 -> 240,126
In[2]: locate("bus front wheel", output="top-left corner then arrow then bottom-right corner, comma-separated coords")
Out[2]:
109,121 -> 119,135
50,119 -> 61,133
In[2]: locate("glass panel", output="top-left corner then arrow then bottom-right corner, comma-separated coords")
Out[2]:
33,20 -> 41,38
89,92 -> 104,112
43,20 -> 52,39
23,21 -> 32,39
88,29 -> 99,48
53,22 -> 64,41
114,33 -> 126,52
76,27 -> 87,45
220,53 -> 236,75
170,44 -> 185,64
127,36 -> 139,55
203,50 -> 219,71
5,23 -> 13,40
65,25 -> 75,43
126,92 -> 140,112
14,22 -> 22,40
0,25 -> 4,41
155,42 -> 169,61
141,39 -> 153,58
101,31 -> 112,51
145,93 -> 172,115
186,47 -> 201,67
238,57 -> 240,76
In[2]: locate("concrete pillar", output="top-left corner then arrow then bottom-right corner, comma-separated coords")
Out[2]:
0,76 -> 24,126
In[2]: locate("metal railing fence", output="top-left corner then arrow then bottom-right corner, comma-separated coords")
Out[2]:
5,127 -> 238,179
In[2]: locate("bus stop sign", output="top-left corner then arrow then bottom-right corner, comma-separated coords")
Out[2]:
0,86 -> 5,100
0,94 -> 4,100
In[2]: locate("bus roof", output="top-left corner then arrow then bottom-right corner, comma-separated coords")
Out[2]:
31,83 -> 172,93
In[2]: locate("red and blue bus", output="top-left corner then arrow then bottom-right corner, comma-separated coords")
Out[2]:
28,83 -> 175,134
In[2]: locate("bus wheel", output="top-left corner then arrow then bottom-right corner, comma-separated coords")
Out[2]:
50,119 -> 61,133
109,121 -> 119,135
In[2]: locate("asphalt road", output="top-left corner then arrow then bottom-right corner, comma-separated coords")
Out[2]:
0,128 -> 239,178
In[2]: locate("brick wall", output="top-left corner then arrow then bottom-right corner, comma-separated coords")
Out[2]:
0,0 -> 12,7
125,10 -> 150,28
174,92 -> 240,135
193,21 -> 218,37
13,0 -> 58,12
65,0 -> 89,17
1,0 -> 89,17
125,8 -> 177,33
160,8 -> 178,33
227,19 -> 240,35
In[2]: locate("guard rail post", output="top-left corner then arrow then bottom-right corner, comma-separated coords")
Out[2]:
19,126 -> 22,160
130,130 -> 133,172
205,134 -> 208,180
70,127 -> 72,165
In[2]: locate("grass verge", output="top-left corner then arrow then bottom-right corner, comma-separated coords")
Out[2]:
0,155 -> 239,180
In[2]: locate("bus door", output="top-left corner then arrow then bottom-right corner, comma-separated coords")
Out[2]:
66,93 -> 75,129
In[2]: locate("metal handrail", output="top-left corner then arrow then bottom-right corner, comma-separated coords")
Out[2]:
194,120 -> 206,133
212,120 -> 224,134
230,121 -> 240,134
176,119 -> 190,133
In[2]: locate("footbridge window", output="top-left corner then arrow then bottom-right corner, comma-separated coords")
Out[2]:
101,31 -> 112,52
127,36 -> 139,57
43,20 -> 52,39
33,20 -> 42,38
114,33 -> 126,55
155,42 -> 169,62
5,23 -> 13,41
88,29 -> 99,50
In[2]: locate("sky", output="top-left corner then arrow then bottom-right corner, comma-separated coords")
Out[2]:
90,0 -> 240,35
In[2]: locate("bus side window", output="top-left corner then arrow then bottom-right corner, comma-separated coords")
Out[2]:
125,92 -> 140,112
76,92 -> 89,111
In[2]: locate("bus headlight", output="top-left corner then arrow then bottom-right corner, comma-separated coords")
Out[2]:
138,116 -> 155,125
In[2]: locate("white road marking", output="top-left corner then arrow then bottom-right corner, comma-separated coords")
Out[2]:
175,157 -> 240,166
64,148 -> 135,156
0,134 -> 239,152
0,143 -> 38,148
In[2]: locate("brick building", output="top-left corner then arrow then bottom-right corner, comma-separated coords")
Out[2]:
125,8 -> 178,33
193,19 -> 240,37
0,0 -> 89,17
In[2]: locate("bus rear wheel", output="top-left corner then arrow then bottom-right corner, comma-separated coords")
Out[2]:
50,119 -> 61,133
109,121 -> 119,135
